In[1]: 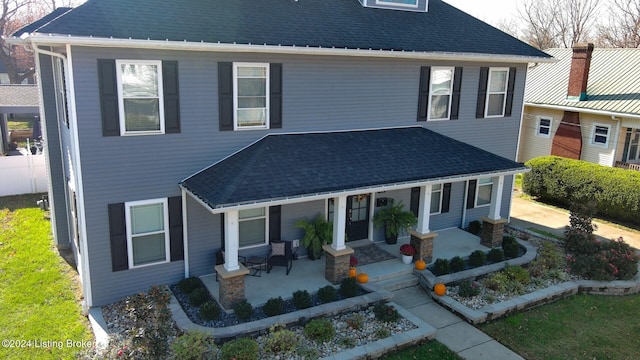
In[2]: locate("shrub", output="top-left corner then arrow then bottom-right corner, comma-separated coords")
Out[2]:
433,258 -> 450,275
317,285 -> 337,303
469,250 -> 486,267
188,288 -> 210,307
375,327 -> 391,339
372,303 -> 400,323
264,327 -> 298,355
467,220 -> 482,235
484,272 -> 508,292
602,237 -> 639,280
263,297 -> 285,317
450,256 -> 465,272
457,280 -> 480,298
563,203 -> 600,256
502,236 -> 520,259
199,300 -> 220,321
529,242 -> 563,277
338,336 -> 357,348
296,344 -> 320,359
233,299 -> 253,321
340,277 -> 358,298
178,277 -> 203,294
346,314 -> 365,330
523,156 -> 640,225
221,338 -> 259,360
171,331 -> 217,360
504,264 -> 530,285
487,248 -> 505,263
304,318 -> 335,343
125,285 -> 173,359
292,290 -> 312,309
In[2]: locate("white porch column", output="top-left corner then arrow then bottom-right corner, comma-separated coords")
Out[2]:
488,175 -> 505,220
332,195 -> 347,251
416,184 -> 432,234
224,210 -> 240,271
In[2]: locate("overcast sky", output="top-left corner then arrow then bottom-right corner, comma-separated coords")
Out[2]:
442,0 -> 520,26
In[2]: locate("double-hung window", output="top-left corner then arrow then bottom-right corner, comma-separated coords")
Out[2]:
626,129 -> 640,162
430,184 -> 443,214
126,199 -> 170,268
476,178 -> 493,207
537,117 -> 552,138
116,60 -> 164,135
428,68 -> 454,120
591,124 -> 611,147
234,63 -> 269,129
485,68 -> 509,117
239,208 -> 268,248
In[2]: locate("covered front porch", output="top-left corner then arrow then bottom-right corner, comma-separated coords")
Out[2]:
199,228 -> 487,307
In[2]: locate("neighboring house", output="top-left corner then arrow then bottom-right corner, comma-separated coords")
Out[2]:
11,0 -> 551,309
0,56 -> 36,85
0,84 -> 40,152
519,44 -> 640,170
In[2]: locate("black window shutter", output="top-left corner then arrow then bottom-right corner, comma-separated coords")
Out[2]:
466,180 -> 477,209
220,213 -> 225,251
417,66 -> 431,122
504,67 -> 517,117
476,67 -> 489,119
168,196 -> 184,261
269,205 -> 282,242
108,203 -> 128,271
442,183 -> 452,213
218,62 -> 234,131
410,187 -> 420,217
163,61 -> 181,133
450,67 -> 463,120
270,64 -> 283,129
622,129 -> 632,161
98,59 -> 120,136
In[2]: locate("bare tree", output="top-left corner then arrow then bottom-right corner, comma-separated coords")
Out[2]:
519,0 -> 599,49
597,0 -> 640,48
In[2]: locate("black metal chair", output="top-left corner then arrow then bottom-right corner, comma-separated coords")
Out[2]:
267,240 -> 293,275
215,249 -> 246,281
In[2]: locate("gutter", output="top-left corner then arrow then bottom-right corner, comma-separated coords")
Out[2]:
10,34 -> 556,64
525,102 -> 640,120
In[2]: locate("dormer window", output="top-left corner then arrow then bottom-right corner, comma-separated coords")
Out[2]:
376,0 -> 418,8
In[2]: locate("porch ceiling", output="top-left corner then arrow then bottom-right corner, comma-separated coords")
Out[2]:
180,127 -> 526,210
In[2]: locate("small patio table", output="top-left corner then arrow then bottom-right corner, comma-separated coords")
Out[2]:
246,256 -> 267,277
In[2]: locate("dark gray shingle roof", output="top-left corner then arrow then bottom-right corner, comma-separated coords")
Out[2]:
16,0 -> 550,59
181,127 -> 525,209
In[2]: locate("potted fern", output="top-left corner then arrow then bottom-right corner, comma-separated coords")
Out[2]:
295,214 -> 333,260
373,200 -> 417,244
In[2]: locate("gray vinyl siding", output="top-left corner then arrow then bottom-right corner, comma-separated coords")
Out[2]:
66,46 -> 523,305
463,175 -> 514,229
185,195 -> 219,277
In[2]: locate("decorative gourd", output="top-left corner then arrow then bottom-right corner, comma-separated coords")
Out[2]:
357,273 -> 369,283
434,283 -> 446,296
349,267 -> 357,278
415,259 -> 426,271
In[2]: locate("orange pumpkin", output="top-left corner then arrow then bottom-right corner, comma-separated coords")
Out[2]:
434,283 -> 446,296
349,267 -> 357,278
415,259 -> 426,271
357,273 -> 369,283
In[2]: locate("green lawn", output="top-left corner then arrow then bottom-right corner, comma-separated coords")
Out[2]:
381,340 -> 461,359
479,294 -> 640,360
0,194 -> 92,360
7,119 -> 32,130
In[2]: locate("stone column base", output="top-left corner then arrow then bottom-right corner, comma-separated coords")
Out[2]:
480,217 -> 507,248
409,230 -> 438,263
323,245 -> 354,284
215,264 -> 250,310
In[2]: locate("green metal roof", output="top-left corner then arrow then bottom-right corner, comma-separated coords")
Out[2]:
525,48 -> 640,116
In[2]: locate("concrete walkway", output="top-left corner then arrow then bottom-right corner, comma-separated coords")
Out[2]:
393,286 -> 523,360
510,195 -> 640,250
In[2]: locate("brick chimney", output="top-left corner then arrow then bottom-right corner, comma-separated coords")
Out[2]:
567,43 -> 594,101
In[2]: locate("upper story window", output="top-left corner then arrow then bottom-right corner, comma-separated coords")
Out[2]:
428,67 -> 454,121
485,68 -> 508,117
125,199 -> 170,268
239,208 -> 268,249
376,0 -> 418,8
591,124 -> 611,147
116,60 -> 165,135
234,63 -> 269,130
536,117 -> 552,138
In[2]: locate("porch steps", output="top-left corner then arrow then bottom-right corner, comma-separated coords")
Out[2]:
373,273 -> 419,292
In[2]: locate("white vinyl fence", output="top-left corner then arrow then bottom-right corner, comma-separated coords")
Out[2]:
0,154 -> 47,196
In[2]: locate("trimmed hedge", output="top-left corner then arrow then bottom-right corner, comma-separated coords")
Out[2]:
523,156 -> 640,225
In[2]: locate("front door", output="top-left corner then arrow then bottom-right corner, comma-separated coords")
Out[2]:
346,194 -> 370,241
